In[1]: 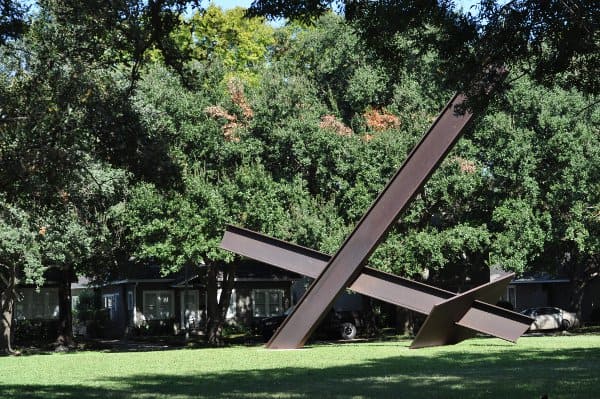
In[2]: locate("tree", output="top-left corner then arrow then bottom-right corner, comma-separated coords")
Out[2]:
0,200 -> 43,355
257,12 -> 599,322
472,79 -> 599,316
248,0 -> 600,96
175,5 -> 276,86
121,61 -> 349,343
0,0 -> 192,351
0,0 -> 27,44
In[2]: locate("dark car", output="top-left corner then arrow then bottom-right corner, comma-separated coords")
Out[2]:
259,306 -> 362,341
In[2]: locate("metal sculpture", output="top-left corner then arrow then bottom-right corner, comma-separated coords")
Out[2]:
220,89 -> 533,349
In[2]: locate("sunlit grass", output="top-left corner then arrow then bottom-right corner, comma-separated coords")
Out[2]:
2,335 -> 598,398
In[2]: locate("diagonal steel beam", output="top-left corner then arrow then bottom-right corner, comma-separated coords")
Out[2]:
221,225 -> 454,314
265,93 -> 480,349
409,274 -> 531,348
220,225 -> 532,345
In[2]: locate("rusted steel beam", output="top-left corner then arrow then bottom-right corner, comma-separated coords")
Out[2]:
220,225 -> 454,314
457,301 -> 533,341
265,93 -> 477,349
220,225 -> 532,345
410,274 -> 532,348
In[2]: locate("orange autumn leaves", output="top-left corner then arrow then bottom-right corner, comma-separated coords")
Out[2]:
320,108 -> 400,142
207,79 -> 402,144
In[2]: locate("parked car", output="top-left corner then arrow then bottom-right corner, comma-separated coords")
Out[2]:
520,307 -> 579,331
259,306 -> 362,341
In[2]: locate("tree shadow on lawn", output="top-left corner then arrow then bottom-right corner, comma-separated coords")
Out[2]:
3,345 -> 598,399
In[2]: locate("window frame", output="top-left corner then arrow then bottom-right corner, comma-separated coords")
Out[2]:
252,289 -> 284,318
15,287 -> 59,320
102,293 -> 120,321
142,290 -> 175,321
180,290 -> 200,328
127,291 -> 134,311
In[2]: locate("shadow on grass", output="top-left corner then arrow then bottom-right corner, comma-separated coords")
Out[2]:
3,345 -> 599,399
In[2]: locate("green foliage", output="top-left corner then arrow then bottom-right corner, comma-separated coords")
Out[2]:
0,0 -> 27,44
272,14 -> 391,119
176,5 -> 275,86
1,1 -> 598,326
73,289 -> 100,323
488,199 -> 551,273
472,79 -> 599,276
0,200 -> 43,285
250,1 -> 599,97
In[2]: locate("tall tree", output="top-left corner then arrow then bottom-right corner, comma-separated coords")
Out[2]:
174,5 -> 275,85
248,0 -> 600,96
0,200 -> 43,355
0,0 -> 198,351
122,62 -> 348,344
0,0 -> 27,44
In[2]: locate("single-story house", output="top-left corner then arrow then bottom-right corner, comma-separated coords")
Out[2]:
499,272 -> 600,323
96,260 -> 301,338
12,268 -> 77,342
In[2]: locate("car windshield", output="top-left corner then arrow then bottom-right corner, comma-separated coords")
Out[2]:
283,306 -> 295,316
521,309 -> 536,316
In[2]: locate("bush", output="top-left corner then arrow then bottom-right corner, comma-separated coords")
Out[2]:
13,319 -> 59,344
74,289 -> 101,323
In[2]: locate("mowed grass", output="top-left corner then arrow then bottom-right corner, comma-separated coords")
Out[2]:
2,335 -> 599,399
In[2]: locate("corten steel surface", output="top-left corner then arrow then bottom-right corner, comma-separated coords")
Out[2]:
220,225 -> 533,345
265,93 -> 477,349
221,225 -> 454,314
409,273 -> 528,348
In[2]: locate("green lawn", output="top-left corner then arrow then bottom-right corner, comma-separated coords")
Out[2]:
2,335 -> 599,398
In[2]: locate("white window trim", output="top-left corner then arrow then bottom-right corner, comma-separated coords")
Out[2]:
252,289 -> 284,318
143,290 -> 175,320
180,290 -> 200,328
15,287 -> 59,320
102,293 -> 120,321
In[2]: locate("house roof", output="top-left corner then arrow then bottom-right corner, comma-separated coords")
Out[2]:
233,260 -> 301,282
510,273 -> 570,285
103,262 -> 180,285
102,259 -> 300,286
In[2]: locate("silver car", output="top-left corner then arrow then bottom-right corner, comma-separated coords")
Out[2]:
521,307 -> 579,331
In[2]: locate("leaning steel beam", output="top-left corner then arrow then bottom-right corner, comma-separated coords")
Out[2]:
220,225 -> 532,344
410,274 -> 531,348
266,93 -> 479,349
220,225 -> 453,314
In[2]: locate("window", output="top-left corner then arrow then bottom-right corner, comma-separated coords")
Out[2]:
15,288 -> 59,320
507,286 -> 516,308
127,291 -> 134,311
71,295 -> 80,312
252,289 -> 284,317
143,291 -> 174,320
103,293 -> 119,321
537,307 -> 559,316
180,290 -> 200,328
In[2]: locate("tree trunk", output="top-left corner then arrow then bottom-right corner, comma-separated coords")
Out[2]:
568,254 -> 599,320
55,267 -> 74,350
569,277 -> 587,319
205,262 -> 237,346
0,265 -> 18,355
205,263 -> 220,345
1,295 -> 16,355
